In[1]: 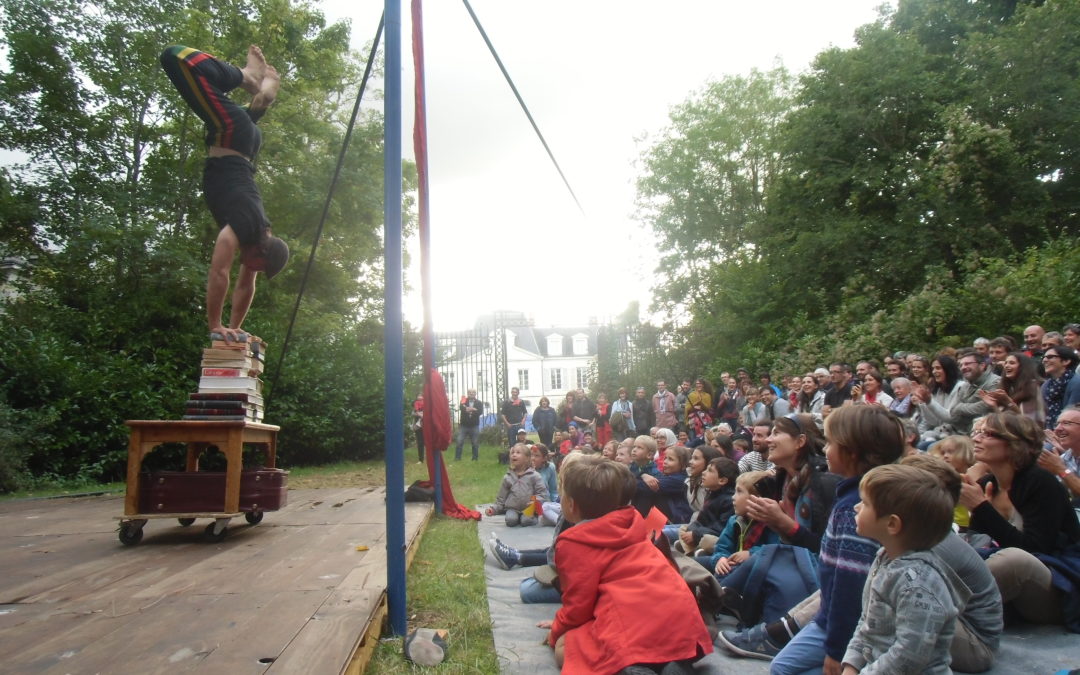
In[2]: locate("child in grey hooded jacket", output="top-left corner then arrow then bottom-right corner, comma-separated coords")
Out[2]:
842,464 -> 970,675
486,443 -> 549,526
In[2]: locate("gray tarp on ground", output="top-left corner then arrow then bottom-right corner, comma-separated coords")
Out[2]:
476,507 -> 1080,674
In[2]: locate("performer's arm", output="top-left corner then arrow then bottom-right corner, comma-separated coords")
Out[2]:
207,226 -> 245,341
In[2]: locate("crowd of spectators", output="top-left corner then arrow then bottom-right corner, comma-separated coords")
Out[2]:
482,322 -> 1080,674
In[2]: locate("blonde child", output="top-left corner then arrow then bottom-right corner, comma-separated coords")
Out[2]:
486,443 -> 549,526
929,434 -> 975,528
615,440 -> 634,466
842,464 -> 968,674
706,470 -> 780,577
537,456 -> 712,672
652,444 -> 694,523
601,439 -> 619,461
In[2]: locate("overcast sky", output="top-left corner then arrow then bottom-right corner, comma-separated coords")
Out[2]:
322,1 -> 884,330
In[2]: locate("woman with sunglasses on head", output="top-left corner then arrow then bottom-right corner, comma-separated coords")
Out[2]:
960,412 -> 1080,627
1041,346 -> 1080,429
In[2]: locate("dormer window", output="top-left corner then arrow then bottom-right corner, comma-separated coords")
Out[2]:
547,333 -> 563,356
572,334 -> 588,356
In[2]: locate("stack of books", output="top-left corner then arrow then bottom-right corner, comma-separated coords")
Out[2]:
182,332 -> 266,422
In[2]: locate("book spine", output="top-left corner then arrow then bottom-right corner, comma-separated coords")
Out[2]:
182,415 -> 249,421
189,392 -> 264,404
184,400 -> 244,409
185,408 -> 255,416
202,368 -> 243,377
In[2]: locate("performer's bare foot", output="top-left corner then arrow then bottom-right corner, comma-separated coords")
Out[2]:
240,45 -> 266,95
250,65 -> 280,111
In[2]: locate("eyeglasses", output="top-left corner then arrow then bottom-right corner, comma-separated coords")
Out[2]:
1043,354 -> 1061,361
1058,419 -> 1080,429
970,429 -> 1007,440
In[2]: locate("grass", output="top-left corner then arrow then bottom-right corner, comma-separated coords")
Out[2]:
1,442 -> 511,672
367,444 -> 509,674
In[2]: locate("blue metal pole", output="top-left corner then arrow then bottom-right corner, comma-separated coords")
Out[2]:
383,0 -> 407,638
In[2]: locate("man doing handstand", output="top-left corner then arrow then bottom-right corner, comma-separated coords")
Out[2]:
161,44 -> 289,342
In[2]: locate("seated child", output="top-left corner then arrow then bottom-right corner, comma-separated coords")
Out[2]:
704,470 -> 780,579
614,441 -> 634,466
486,443 -> 549,526
770,405 -> 905,675
929,434 -> 975,529
560,423 -> 581,455
538,456 -> 712,672
686,446 -> 724,513
531,444 -> 558,501
601,439 -> 619,461
642,444 -> 694,524
628,435 -> 663,516
841,464 -> 968,674
678,457 -> 738,555
731,438 -> 749,463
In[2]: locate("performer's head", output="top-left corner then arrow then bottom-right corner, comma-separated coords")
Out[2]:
242,232 -> 290,279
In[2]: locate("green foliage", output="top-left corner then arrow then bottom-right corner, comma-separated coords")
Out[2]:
634,0 -> 1080,380
0,0 -> 414,490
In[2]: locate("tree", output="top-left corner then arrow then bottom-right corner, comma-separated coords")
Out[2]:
635,66 -> 793,315
0,0 -> 411,488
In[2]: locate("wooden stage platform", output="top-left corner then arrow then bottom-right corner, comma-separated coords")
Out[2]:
0,488 -> 432,674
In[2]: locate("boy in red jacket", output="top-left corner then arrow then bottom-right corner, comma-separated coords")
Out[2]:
538,456 -> 712,674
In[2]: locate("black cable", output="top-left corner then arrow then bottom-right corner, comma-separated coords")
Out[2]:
264,14 -> 385,410
461,0 -> 585,215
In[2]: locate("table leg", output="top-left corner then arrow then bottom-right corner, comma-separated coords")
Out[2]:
124,432 -> 150,516
224,427 -> 242,513
185,443 -> 205,472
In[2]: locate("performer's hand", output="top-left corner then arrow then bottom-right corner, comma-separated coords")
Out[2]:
211,325 -> 246,343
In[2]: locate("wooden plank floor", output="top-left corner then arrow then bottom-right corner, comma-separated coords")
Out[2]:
0,488 -> 432,674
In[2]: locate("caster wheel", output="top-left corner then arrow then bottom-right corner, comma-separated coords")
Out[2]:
119,523 -> 144,546
177,518 -> 196,527
204,522 -> 228,542
245,511 -> 264,525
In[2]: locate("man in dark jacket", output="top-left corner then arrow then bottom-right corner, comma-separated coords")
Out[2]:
455,388 -> 483,461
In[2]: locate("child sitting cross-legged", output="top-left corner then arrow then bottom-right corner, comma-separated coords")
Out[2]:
702,470 -> 779,578
841,463 -> 969,674
677,456 -> 738,555
537,455 -> 712,673
486,443 -> 549,526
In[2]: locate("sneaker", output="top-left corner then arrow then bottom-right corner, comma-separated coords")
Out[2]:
716,623 -> 780,660
487,535 -> 520,570
717,586 -> 745,623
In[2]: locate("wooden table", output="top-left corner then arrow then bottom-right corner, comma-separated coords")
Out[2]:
120,421 -> 280,542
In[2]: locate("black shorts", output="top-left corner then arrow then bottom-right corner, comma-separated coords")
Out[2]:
202,156 -> 269,247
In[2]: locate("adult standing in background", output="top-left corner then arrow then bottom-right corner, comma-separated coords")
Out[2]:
572,388 -> 596,432
412,395 -> 425,463
632,386 -> 654,437
531,396 -> 556,449
610,388 -> 635,442
455,389 -> 483,461
675,380 -> 692,432
653,380 -> 678,431
500,387 -> 528,447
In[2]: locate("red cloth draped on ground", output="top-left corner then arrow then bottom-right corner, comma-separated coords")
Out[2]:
420,368 -> 479,520
413,0 -> 479,521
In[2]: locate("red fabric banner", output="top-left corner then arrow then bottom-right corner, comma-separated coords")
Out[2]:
412,0 -> 480,521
